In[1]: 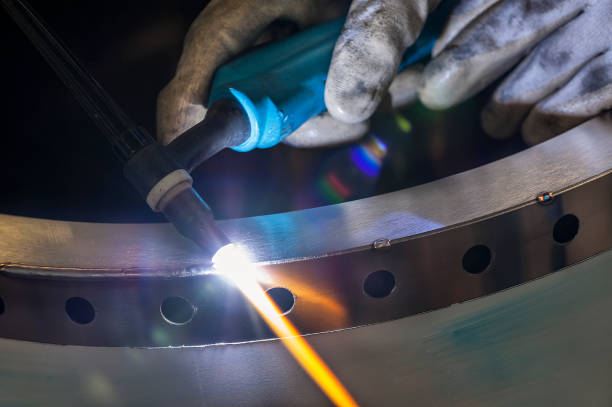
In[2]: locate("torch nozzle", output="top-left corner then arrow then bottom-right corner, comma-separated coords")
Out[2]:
160,186 -> 230,259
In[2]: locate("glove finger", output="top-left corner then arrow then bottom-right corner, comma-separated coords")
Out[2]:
325,0 -> 436,124
388,64 -> 423,108
481,14 -> 607,139
420,0 -> 584,110
432,0 -> 500,57
522,51 -> 612,145
283,113 -> 369,148
284,63 -> 421,148
157,0 -> 349,144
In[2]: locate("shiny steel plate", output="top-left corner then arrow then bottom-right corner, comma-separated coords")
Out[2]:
1,249 -> 611,406
0,114 -> 610,346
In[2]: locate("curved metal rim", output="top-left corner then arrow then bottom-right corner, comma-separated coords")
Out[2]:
0,115 -> 610,346
1,114 -> 611,273
1,250 -> 612,406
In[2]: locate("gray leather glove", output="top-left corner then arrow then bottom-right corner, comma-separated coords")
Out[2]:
157,0 -> 428,148
420,0 -> 612,145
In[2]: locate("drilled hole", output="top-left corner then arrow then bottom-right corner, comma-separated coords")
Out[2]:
0,297 -> 4,315
364,270 -> 396,298
65,297 -> 95,324
462,245 -> 492,274
553,214 -> 579,244
266,287 -> 295,314
160,296 -> 195,325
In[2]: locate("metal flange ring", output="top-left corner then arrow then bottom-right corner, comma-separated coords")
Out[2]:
0,115 -> 611,347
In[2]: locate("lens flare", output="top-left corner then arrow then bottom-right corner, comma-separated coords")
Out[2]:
349,135 -> 388,178
213,244 -> 358,407
393,112 -> 413,133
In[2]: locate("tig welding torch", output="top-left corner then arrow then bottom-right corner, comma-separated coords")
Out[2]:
2,0 -> 445,258
1,0 -> 240,257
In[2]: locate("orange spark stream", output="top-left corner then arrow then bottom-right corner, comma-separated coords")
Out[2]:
213,244 -> 358,407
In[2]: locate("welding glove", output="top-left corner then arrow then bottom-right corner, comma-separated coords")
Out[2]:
157,0 -> 429,148
420,0 -> 612,145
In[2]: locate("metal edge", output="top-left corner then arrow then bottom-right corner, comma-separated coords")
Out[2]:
1,249 -> 611,406
0,114 -> 611,274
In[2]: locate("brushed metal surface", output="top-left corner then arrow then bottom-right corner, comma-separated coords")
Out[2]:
0,171 -> 610,346
0,115 -> 610,346
0,114 -> 610,271
1,249 -> 611,407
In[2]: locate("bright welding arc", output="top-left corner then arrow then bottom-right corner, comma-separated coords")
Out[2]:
212,244 -> 359,407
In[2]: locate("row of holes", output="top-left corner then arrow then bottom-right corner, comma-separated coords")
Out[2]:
62,286 -> 297,325
160,286 -> 297,325
366,213 -> 580,299
0,214 -> 580,325
0,287 -> 296,326
159,286 -> 298,325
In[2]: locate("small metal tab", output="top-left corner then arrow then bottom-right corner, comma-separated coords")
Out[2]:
536,192 -> 555,205
372,238 -> 391,250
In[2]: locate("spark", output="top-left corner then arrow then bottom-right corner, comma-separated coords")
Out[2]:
213,244 -> 358,407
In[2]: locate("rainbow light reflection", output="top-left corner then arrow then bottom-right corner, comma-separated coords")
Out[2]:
213,244 -> 358,407
349,135 -> 388,178
318,135 -> 389,204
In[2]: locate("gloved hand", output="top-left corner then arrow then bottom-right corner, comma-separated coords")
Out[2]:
157,0 -> 432,148
420,0 -> 612,145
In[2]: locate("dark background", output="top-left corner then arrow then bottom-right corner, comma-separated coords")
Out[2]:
0,0 -> 525,223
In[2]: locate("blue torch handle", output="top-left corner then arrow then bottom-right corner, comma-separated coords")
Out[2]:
209,4 -> 451,152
